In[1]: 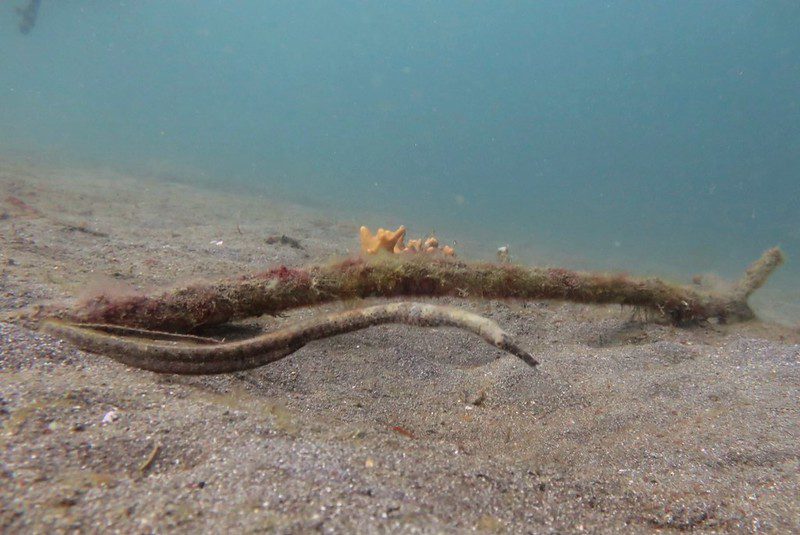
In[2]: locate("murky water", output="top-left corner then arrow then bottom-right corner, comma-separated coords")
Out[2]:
1,1 -> 797,322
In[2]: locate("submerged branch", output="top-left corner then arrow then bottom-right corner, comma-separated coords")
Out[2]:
42,302 -> 538,374
731,247 -> 784,301
19,247 -> 784,332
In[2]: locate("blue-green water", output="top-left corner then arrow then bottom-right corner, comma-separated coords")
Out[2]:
1,1 -> 798,320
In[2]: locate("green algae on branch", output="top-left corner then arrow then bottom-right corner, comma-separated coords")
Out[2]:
44,247 -> 784,332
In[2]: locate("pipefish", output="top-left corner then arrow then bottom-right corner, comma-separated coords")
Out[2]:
42,302 -> 538,374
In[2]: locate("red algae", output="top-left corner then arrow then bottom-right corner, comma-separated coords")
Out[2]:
254,265 -> 310,284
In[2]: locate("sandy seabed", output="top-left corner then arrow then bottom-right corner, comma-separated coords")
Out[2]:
1,158 -> 798,533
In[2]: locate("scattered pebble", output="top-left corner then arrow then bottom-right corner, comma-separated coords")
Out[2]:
102,409 -> 120,424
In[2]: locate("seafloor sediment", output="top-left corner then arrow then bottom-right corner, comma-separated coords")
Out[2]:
1,159 -> 798,533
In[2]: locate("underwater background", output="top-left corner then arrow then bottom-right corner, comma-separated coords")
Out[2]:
1,1 -> 798,322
